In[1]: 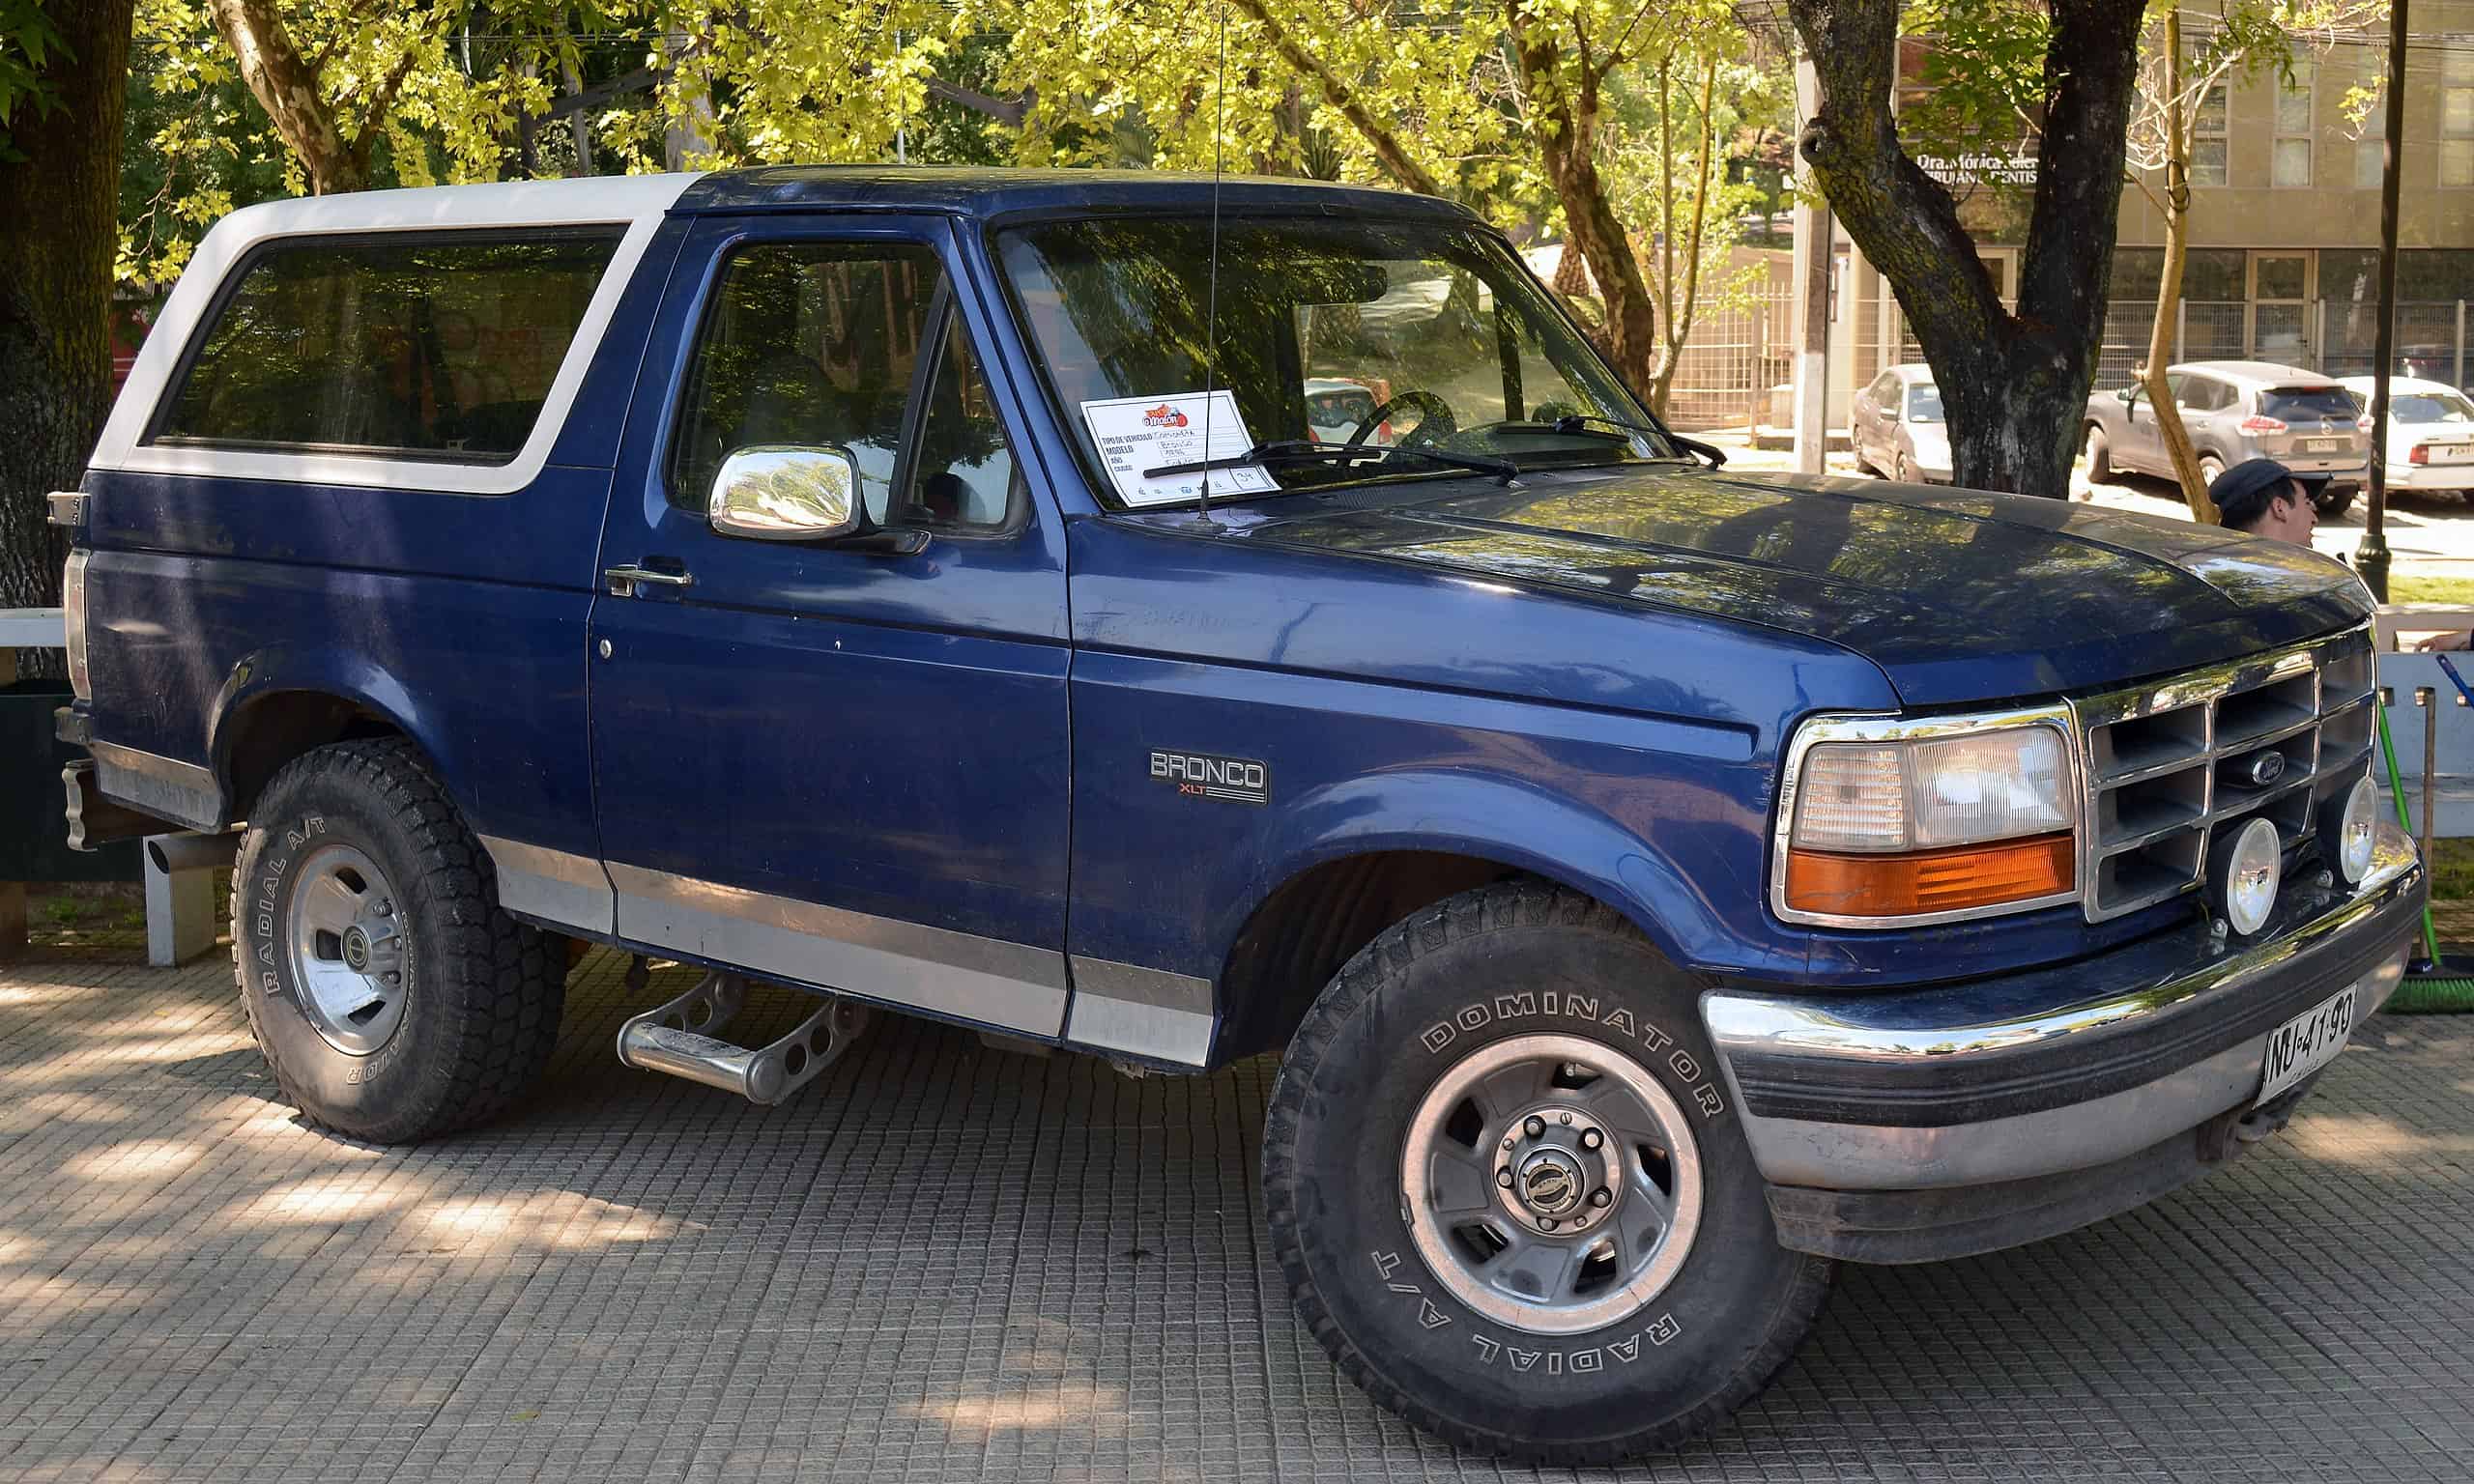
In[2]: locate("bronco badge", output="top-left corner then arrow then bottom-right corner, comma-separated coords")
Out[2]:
1149,749 -> 1270,806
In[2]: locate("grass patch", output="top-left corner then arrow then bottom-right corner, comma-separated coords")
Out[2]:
2388,575 -> 2474,606
2427,839 -> 2474,899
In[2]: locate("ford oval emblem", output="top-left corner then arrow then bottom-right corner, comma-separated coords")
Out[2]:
2241,749 -> 2287,787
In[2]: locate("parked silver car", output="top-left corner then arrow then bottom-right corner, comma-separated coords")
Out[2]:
1851,363 -> 1951,483
2083,359 -> 2370,517
2338,375 -> 2474,499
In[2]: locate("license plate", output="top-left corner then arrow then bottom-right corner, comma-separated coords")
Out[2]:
2301,438 -> 2345,453
2256,984 -> 2357,1107
2432,444 -> 2473,465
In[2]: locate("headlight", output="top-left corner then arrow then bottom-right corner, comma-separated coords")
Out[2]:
1777,712 -> 2079,925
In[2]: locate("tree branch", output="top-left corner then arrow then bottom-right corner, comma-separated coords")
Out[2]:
924,75 -> 1031,128
1225,0 -> 1441,194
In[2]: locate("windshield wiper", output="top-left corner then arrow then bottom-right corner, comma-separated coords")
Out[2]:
1146,440 -> 1519,486
1484,414 -> 1727,470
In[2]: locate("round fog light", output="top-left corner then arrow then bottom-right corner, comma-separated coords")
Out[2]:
2212,817 -> 2283,936
2324,774 -> 2378,885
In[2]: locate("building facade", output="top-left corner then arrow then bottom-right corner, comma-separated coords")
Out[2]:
1823,16 -> 2474,419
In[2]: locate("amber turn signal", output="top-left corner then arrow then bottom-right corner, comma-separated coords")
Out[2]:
1782,832 -> 2076,919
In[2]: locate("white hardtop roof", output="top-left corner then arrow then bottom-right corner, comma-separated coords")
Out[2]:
207,172 -> 703,238
90,173 -> 704,496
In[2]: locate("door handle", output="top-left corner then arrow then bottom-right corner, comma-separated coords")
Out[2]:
604,562 -> 694,598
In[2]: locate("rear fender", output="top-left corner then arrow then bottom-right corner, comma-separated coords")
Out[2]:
206,646 -> 443,818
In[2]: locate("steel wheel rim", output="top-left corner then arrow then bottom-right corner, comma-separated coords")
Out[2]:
1399,1032 -> 1704,1335
283,843 -> 409,1056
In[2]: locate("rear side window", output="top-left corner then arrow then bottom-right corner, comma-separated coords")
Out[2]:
152,229 -> 623,462
2258,386 -> 2358,422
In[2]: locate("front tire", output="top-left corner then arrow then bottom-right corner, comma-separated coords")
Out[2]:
232,738 -> 565,1142
1262,884 -> 1832,1464
2084,423 -> 2114,483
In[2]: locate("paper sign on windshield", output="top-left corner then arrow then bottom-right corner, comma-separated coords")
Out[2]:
1080,391 -> 1279,508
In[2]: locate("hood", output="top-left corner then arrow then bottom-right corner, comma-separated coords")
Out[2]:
1232,466 -> 2371,707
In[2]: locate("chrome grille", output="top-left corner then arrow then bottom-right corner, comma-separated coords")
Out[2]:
2074,626 -> 2377,921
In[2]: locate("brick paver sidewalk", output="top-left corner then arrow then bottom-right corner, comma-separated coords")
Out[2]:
3,949 -> 2470,1482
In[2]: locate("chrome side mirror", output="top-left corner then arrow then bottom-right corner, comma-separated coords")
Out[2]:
708,445 -> 862,542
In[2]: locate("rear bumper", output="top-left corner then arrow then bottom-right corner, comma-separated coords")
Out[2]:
2271,454 -> 2369,478
2387,463 -> 2474,491
1700,820 -> 2421,1216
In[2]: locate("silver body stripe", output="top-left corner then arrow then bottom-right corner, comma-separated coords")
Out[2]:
475,836 -> 615,937
607,861 -> 1071,1038
471,843 -> 1216,1063
1064,995 -> 1215,1067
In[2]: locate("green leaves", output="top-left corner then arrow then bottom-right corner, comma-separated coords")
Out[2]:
0,0 -> 72,158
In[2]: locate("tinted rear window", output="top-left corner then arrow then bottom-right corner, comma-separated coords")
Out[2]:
2258,386 -> 2358,422
154,229 -> 623,462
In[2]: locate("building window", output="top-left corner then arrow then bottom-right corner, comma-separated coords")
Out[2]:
2355,48 -> 2386,189
2193,82 -> 2229,186
2445,39 -> 2474,188
2274,61 -> 2314,186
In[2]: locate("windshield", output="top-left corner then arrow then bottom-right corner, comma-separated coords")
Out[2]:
995,215 -> 1674,507
2391,391 -> 2474,425
2259,386 -> 2357,422
1904,384 -> 1944,424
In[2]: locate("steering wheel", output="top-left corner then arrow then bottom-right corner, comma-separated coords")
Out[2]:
1346,388 -> 1456,448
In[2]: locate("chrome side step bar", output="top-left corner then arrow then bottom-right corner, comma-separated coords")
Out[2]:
615,965 -> 871,1105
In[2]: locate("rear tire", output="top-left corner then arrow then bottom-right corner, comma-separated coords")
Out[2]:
2199,454 -> 2226,491
1262,883 -> 1833,1465
231,738 -> 565,1143
2084,423 -> 2114,483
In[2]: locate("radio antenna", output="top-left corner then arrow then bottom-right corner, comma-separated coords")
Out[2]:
1194,0 -> 1228,528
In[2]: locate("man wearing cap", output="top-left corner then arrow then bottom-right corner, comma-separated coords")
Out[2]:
2213,457 -> 2470,651
2211,457 -> 2328,546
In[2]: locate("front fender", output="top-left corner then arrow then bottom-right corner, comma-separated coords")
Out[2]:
1223,765 -> 1734,974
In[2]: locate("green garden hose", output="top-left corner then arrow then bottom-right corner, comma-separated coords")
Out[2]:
2377,700 -> 2474,1013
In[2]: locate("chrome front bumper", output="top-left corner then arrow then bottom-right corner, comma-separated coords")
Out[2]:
1700,820 -> 2422,1194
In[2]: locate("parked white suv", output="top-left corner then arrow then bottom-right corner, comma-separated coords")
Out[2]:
2084,360 -> 2370,517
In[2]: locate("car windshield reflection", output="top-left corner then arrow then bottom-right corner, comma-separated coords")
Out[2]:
995,215 -> 1676,506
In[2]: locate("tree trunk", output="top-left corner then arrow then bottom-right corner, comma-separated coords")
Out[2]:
2141,9 -> 2214,520
206,0 -> 364,193
1790,0 -> 2146,498
1508,19 -> 1660,402
1552,243 -> 1593,298
0,0 -> 135,680
1651,55 -> 1722,418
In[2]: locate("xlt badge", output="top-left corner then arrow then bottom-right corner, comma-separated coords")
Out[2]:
1150,749 -> 1270,806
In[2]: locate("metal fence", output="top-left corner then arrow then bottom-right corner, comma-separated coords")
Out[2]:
2067,300 -> 2471,391
1655,273 -> 1798,430
1655,290 -> 2471,430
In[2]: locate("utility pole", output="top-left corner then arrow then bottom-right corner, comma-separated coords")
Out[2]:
2357,0 -> 2410,600
1791,53 -> 1831,475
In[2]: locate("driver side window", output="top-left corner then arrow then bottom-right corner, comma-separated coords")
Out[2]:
668,241 -> 941,524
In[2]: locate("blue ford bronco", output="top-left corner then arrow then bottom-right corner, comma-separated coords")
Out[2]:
51,168 -> 2423,1462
